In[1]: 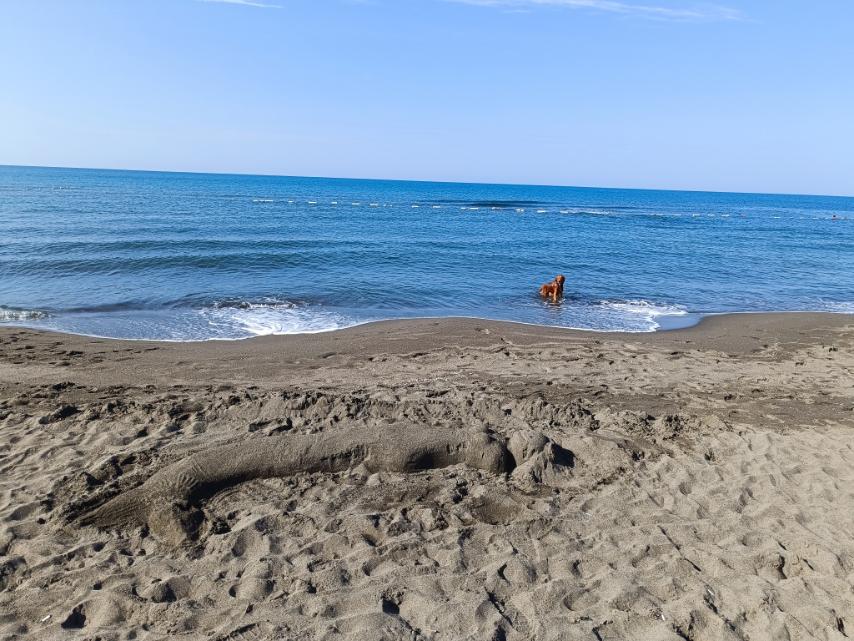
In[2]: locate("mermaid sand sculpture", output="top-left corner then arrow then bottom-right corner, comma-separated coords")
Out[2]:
80,426 -> 568,545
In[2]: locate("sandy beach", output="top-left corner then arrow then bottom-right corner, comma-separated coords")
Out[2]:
1,312 -> 853,640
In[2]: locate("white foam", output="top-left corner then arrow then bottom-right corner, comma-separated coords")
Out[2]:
200,302 -> 348,337
593,299 -> 689,331
823,301 -> 854,313
558,207 -> 620,216
0,308 -> 49,322
603,299 -> 688,318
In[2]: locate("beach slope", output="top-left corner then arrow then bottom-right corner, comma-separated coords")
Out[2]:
0,313 -> 852,640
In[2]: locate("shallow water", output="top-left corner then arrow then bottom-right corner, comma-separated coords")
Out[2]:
1,165 -> 852,340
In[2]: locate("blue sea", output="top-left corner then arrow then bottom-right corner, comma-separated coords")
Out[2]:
1,165 -> 852,340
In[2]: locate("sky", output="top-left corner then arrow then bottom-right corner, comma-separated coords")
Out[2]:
0,0 -> 853,195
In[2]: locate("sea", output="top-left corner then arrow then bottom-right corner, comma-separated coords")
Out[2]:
1,165 -> 852,341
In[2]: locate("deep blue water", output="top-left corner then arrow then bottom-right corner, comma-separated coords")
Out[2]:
1,165 -> 852,340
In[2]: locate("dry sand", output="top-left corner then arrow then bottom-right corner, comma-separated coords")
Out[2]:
0,313 -> 853,641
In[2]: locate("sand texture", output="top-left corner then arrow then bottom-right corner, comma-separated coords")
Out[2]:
1,313 -> 853,640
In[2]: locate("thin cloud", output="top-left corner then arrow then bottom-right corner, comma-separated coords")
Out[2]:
197,0 -> 282,8
447,0 -> 743,21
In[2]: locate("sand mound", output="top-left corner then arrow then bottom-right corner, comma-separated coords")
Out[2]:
78,426 -> 569,546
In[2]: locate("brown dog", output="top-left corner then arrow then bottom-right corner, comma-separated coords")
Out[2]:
539,274 -> 566,302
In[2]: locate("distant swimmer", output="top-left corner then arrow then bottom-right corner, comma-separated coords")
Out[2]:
539,274 -> 566,303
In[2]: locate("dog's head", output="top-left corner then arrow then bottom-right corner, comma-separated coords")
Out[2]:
555,274 -> 566,285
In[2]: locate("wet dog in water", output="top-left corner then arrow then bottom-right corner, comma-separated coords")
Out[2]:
539,274 -> 566,302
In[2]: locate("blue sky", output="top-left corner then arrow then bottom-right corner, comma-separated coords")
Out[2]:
1,0 -> 852,195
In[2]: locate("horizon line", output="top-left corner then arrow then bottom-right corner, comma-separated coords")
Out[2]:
1,163 -> 852,201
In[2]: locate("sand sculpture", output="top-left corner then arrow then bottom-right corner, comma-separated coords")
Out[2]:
80,426 -> 565,545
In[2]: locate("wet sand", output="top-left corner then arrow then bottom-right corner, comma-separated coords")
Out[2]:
1,313 -> 852,640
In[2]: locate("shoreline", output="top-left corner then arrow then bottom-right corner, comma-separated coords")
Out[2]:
1,308 -> 850,347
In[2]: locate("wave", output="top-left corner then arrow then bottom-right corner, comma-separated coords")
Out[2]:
590,299 -> 689,331
822,301 -> 854,313
0,306 -> 50,321
599,299 -> 688,317
198,299 -> 350,337
207,296 -> 311,311
0,298 -> 352,340
1,238 -> 342,256
556,208 -> 620,216
0,252 -> 314,276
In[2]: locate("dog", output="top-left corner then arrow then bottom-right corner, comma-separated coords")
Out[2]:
539,274 -> 566,302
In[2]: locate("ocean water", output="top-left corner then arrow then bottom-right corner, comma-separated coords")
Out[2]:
1,165 -> 852,340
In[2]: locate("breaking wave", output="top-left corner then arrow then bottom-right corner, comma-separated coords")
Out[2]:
0,307 -> 50,322
199,299 -> 352,337
598,299 -> 688,318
